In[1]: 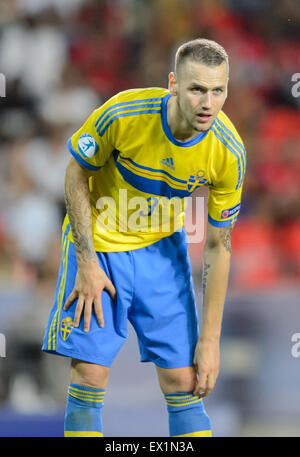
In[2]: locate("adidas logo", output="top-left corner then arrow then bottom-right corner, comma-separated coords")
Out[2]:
160,157 -> 175,170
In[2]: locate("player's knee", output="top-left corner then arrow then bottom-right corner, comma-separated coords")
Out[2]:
70,358 -> 110,389
157,366 -> 197,394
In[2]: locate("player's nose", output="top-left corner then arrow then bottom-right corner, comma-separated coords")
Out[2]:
201,92 -> 212,109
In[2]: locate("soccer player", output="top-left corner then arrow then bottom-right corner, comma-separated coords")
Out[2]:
42,38 -> 246,437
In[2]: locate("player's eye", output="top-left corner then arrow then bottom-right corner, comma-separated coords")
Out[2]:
213,88 -> 223,94
191,87 -> 204,93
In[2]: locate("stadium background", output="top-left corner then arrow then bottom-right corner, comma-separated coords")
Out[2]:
0,0 -> 299,437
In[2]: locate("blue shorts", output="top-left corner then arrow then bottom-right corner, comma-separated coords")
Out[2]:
42,227 -> 199,368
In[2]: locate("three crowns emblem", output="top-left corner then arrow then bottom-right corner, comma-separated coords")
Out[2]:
187,170 -> 208,192
60,317 -> 74,341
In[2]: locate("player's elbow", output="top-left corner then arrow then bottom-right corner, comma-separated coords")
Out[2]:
205,223 -> 234,253
204,224 -> 222,250
204,236 -> 221,250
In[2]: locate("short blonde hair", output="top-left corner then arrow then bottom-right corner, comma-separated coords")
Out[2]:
175,38 -> 229,74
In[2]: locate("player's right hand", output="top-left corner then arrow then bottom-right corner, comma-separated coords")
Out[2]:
64,261 -> 116,333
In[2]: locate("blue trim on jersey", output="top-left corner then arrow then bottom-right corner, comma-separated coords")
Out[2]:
232,214 -> 238,224
94,97 -> 163,129
208,214 -> 237,227
214,122 -> 245,184
161,94 -> 209,147
210,127 -> 242,190
113,150 -> 191,198
99,109 -> 161,137
65,223 -> 71,238
68,138 -> 101,171
118,154 -> 186,184
215,119 -> 246,181
216,117 -> 245,151
96,103 -> 162,133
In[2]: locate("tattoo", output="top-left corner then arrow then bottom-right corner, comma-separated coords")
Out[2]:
202,262 -> 210,298
220,225 -> 233,253
65,171 -> 97,264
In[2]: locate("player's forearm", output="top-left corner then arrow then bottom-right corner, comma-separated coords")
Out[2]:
64,159 -> 98,265
199,226 -> 232,341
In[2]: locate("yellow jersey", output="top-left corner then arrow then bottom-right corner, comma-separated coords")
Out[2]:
63,87 -> 246,252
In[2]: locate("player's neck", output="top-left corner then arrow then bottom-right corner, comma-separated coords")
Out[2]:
167,95 -> 199,142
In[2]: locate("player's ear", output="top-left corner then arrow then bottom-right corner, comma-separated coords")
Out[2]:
168,72 -> 177,95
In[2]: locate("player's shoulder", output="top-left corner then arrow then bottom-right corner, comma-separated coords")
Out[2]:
209,110 -> 246,189
90,88 -> 169,137
95,87 -> 169,110
114,87 -> 169,103
91,87 -> 169,121
213,110 -> 245,150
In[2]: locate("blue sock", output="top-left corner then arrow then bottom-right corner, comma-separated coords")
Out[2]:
165,392 -> 212,437
64,383 -> 105,437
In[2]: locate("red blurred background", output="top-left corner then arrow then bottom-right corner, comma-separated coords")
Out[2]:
0,0 -> 299,437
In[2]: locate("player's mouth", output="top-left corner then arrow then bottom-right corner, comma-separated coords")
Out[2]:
196,113 -> 212,122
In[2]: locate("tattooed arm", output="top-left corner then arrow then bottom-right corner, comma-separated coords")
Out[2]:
64,157 -> 98,265
63,157 -> 116,331
193,221 -> 233,397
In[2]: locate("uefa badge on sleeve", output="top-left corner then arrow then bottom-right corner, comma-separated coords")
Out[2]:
77,133 -> 99,158
221,203 -> 241,219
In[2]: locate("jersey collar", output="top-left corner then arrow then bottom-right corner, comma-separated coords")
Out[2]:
161,93 -> 210,147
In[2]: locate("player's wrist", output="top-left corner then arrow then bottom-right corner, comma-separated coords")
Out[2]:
198,330 -> 221,343
77,255 -> 99,268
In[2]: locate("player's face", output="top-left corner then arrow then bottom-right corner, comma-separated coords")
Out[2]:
171,60 -> 228,133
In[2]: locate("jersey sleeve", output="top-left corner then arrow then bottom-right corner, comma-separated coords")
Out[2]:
207,143 -> 246,227
67,96 -> 118,171
208,185 -> 243,227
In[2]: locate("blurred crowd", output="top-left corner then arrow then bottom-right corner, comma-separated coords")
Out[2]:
0,0 -> 299,412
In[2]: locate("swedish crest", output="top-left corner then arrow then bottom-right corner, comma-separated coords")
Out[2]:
187,170 -> 208,192
60,317 -> 74,341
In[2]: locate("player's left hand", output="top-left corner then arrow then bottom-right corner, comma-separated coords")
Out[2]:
193,337 -> 220,397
